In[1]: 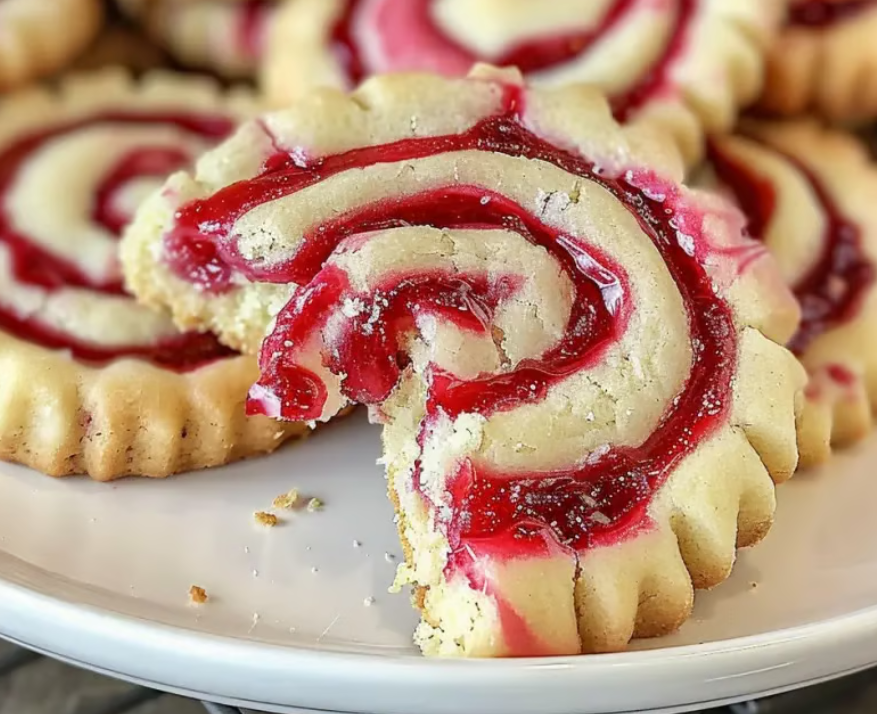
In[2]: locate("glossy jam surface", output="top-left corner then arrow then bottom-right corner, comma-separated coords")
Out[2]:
708,140 -> 874,355
331,0 -> 696,119
0,111 -> 236,368
789,0 -> 876,27
167,90 -> 737,556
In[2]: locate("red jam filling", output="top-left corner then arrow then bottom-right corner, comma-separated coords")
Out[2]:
330,0 -> 696,120
708,141 -> 874,356
788,0 -> 876,27
0,111 -> 237,369
164,88 -> 737,560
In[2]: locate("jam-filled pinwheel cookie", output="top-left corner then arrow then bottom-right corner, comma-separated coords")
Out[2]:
704,121 -> 877,467
118,0 -> 275,79
263,0 -> 781,164
0,0 -> 103,90
122,67 -> 805,655
759,1 -> 877,121
0,70 -> 306,481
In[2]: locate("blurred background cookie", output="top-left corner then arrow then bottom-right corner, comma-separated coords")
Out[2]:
759,0 -> 877,122
117,0 -> 277,78
0,0 -> 104,90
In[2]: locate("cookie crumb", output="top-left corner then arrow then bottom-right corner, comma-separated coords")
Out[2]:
254,511 -> 278,527
189,585 -> 208,605
273,489 -> 300,510
248,612 -> 261,633
750,581 -> 758,590
307,497 -> 324,512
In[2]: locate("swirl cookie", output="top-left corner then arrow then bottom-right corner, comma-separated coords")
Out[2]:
0,70 -> 306,481
122,67 -> 805,655
118,0 -> 276,78
759,1 -> 877,122
263,0 -> 781,165
0,0 -> 104,90
704,121 -> 877,467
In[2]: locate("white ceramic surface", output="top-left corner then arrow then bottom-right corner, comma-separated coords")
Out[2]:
0,411 -> 876,714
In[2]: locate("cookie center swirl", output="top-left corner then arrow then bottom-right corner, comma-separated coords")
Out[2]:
163,89 -> 738,556
332,0 -> 696,119
788,0 -> 877,27
708,141 -> 874,355
0,111 -> 237,368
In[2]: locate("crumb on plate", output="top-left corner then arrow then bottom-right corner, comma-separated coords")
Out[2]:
254,511 -> 279,527
307,497 -> 324,512
273,489 -> 300,510
189,585 -> 208,605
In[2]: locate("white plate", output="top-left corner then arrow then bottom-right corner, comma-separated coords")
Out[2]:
0,411 -> 876,714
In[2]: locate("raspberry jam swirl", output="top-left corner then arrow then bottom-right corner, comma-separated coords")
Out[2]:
788,0 -> 877,27
161,84 -> 748,586
0,110 -> 236,368
708,139 -> 874,357
331,0 -> 697,119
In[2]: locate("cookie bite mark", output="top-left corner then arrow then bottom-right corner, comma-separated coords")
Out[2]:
124,69 -> 804,654
704,121 -> 877,466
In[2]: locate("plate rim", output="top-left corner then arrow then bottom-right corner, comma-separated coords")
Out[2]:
2,564 -> 877,714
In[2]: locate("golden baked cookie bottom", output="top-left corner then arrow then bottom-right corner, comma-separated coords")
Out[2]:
0,333 -> 307,481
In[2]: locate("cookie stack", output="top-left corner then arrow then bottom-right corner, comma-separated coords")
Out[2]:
0,0 -> 873,658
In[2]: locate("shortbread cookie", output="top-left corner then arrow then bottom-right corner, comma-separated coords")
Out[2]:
263,0 -> 781,164
703,121 -> 877,466
0,70 -> 306,481
122,67 -> 804,655
0,0 -> 104,90
759,1 -> 877,122
118,0 -> 276,78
